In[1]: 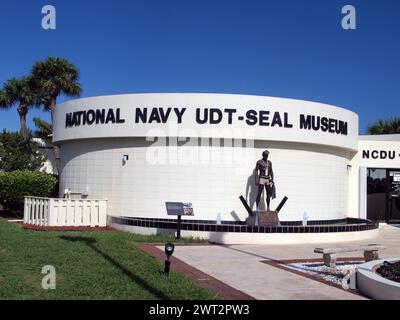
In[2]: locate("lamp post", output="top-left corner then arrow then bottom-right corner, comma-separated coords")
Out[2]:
164,243 -> 175,275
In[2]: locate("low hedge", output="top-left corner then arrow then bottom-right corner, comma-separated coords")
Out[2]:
0,171 -> 58,215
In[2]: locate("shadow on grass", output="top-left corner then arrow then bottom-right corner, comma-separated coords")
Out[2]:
60,235 -> 170,299
0,208 -> 22,219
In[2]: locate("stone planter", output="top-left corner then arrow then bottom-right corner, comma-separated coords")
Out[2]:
357,258 -> 400,300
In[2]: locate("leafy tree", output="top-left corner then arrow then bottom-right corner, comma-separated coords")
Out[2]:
1,77 -> 39,144
0,130 -> 45,172
31,57 -> 82,172
366,117 -> 400,135
0,77 -> 40,169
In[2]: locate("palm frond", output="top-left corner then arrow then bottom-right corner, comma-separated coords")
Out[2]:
33,117 -> 52,143
366,117 -> 400,135
1,76 -> 39,108
0,89 -> 11,109
31,56 -> 82,99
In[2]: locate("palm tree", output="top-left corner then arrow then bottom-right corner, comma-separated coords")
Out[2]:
31,57 -> 82,173
0,90 -> 5,107
366,117 -> 400,135
0,77 -> 39,169
1,77 -> 38,146
31,57 -> 82,123
33,117 -> 52,144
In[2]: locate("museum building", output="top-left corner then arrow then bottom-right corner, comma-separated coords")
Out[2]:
52,93 -> 400,243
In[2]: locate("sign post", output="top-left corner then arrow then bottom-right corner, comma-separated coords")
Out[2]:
165,202 -> 194,239
176,215 -> 182,239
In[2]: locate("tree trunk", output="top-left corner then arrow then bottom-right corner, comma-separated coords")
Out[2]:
49,98 -> 56,124
18,105 -> 37,170
50,98 -> 60,175
18,104 -> 29,144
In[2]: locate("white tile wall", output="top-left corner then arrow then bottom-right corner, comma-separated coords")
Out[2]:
59,138 -> 351,222
348,138 -> 400,217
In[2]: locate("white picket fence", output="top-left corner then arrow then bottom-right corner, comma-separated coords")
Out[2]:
24,196 -> 108,227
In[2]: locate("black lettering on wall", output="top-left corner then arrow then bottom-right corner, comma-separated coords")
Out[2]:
210,109 -> 223,124
135,108 -> 147,123
196,108 -> 208,124
174,108 -> 186,123
76,111 -> 84,125
246,110 -> 257,126
299,114 -> 311,130
299,114 -> 348,135
86,110 -> 96,125
259,111 -> 270,126
96,109 -> 106,124
312,116 -> 320,131
224,109 -> 237,124
65,113 -> 73,127
271,112 -> 282,127
149,108 -> 161,123
159,108 -> 171,123
106,109 -> 116,124
116,108 -> 125,123
321,117 -> 329,132
339,121 -> 348,135
363,150 -> 397,160
284,113 -> 293,128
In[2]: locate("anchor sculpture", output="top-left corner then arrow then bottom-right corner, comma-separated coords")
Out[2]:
239,195 -> 288,227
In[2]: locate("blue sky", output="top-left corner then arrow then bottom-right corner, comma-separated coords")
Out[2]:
0,0 -> 399,134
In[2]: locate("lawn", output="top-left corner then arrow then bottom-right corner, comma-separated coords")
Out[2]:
0,219 -> 220,300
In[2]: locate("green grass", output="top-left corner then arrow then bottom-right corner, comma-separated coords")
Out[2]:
0,219 -> 220,300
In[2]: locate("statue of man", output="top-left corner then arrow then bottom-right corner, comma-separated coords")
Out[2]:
255,150 -> 274,210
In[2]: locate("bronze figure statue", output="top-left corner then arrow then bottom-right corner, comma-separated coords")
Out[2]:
255,150 -> 274,210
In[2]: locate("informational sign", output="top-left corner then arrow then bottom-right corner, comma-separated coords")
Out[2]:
392,173 -> 400,183
182,203 -> 194,216
165,202 -> 194,216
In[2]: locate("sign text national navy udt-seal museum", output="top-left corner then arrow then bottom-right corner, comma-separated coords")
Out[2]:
65,107 -> 348,136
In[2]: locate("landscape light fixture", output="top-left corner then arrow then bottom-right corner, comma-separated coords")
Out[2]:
122,154 -> 129,166
164,243 -> 175,275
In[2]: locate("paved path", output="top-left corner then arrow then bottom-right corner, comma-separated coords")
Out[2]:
164,225 -> 400,300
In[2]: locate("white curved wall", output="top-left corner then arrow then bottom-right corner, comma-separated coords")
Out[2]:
59,138 -> 351,221
55,93 -> 358,222
54,93 -> 359,151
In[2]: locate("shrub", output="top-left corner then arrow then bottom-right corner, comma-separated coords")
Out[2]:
0,171 -> 57,215
0,129 -> 46,172
376,260 -> 400,283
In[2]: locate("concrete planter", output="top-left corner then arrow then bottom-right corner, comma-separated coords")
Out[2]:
357,258 -> 400,300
